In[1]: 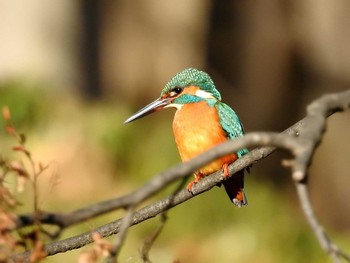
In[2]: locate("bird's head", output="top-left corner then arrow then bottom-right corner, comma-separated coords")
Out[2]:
124,68 -> 221,123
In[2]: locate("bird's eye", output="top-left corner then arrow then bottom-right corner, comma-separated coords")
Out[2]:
169,87 -> 183,97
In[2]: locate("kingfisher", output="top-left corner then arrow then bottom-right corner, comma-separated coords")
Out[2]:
124,68 -> 248,207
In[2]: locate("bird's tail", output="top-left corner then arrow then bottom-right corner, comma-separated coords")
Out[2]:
222,169 -> 247,207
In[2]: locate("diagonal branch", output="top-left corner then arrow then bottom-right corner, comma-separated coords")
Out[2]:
14,90 -> 350,263
15,119 -> 302,230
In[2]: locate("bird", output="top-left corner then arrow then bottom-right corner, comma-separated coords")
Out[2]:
124,68 -> 248,207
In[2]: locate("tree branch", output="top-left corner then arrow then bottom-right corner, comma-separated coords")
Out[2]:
14,90 -> 350,262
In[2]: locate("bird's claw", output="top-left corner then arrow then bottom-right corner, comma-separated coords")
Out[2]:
186,181 -> 196,193
187,173 -> 205,193
223,163 -> 230,177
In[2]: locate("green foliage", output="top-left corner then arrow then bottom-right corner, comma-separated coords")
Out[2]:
0,81 -> 49,131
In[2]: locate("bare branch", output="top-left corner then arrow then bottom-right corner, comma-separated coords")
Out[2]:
295,183 -> 344,263
15,125 -> 299,230
13,90 -> 350,262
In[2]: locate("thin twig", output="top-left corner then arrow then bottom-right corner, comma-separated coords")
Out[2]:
140,213 -> 168,263
295,183 -> 341,263
106,206 -> 136,263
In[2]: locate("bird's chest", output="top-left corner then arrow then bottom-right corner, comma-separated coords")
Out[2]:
172,101 -> 231,167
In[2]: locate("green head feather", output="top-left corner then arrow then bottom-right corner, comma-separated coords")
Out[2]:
161,68 -> 222,100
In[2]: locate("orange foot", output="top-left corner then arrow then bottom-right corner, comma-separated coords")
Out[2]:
187,173 -> 205,192
222,163 -> 230,177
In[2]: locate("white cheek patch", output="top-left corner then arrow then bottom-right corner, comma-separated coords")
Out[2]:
195,89 -> 215,99
164,103 -> 183,110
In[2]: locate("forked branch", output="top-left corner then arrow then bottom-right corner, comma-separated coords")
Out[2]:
14,90 -> 350,263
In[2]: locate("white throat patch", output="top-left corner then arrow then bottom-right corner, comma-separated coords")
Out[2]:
195,89 -> 215,99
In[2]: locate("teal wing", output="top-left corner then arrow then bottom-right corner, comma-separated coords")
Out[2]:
215,102 -> 248,157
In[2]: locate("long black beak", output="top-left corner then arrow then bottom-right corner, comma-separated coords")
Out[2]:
124,97 -> 171,124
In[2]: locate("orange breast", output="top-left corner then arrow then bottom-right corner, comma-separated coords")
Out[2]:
173,101 -> 237,175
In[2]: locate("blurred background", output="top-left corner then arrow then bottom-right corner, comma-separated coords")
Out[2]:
0,0 -> 349,262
